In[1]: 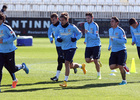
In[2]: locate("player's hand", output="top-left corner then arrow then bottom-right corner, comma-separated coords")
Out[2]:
57,38 -> 63,42
85,30 -> 88,34
51,40 -> 53,43
0,38 -> 3,44
84,42 -> 86,44
131,42 -> 135,46
108,47 -> 111,51
71,37 -> 77,42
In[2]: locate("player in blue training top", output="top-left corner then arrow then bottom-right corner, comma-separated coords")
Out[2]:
108,16 -> 127,85
0,12 -> 29,92
48,13 -> 78,82
84,12 -> 102,79
56,12 -> 86,87
48,13 -> 64,82
129,18 -> 140,59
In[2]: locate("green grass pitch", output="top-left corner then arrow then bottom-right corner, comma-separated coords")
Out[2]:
0,38 -> 140,100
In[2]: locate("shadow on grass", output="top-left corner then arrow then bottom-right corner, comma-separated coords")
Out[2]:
57,82 -> 119,90
3,87 -> 60,93
1,79 -> 93,87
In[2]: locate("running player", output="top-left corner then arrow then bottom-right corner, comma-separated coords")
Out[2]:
108,16 -> 127,85
48,13 -> 78,82
56,12 -> 86,87
84,12 -> 102,79
0,12 -> 29,92
129,18 -> 140,59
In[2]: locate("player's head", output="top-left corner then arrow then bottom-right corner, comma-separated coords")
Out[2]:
60,12 -> 69,26
2,5 -> 7,11
0,12 -> 6,24
110,16 -> 119,28
85,12 -> 94,23
50,13 -> 59,25
129,18 -> 138,29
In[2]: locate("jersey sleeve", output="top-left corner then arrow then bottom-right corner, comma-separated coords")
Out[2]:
130,27 -> 136,43
113,29 -> 127,44
48,25 -> 53,43
108,38 -> 112,50
87,24 -> 98,39
3,26 -> 16,43
73,25 -> 82,40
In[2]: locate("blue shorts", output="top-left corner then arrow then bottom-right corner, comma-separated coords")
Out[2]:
56,47 -> 64,63
137,46 -> 140,59
109,50 -> 127,66
63,48 -> 76,62
85,46 -> 101,59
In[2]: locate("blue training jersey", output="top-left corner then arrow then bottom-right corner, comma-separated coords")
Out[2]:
56,24 -> 82,50
48,22 -> 61,47
130,23 -> 140,47
108,26 -> 127,52
84,22 -> 101,47
0,23 -> 17,53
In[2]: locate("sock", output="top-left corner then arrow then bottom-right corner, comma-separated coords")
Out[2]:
64,76 -> 69,81
123,80 -> 127,83
56,70 -> 61,78
97,72 -> 101,76
78,64 -> 82,68
13,78 -> 18,81
16,65 -> 23,70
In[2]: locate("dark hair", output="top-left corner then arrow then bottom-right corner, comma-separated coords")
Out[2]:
85,12 -> 93,18
0,12 -> 6,22
50,13 -> 58,19
129,18 -> 137,25
2,5 -> 7,9
111,16 -> 120,22
60,12 -> 69,20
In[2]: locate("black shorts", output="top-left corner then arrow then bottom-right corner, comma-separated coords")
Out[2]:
63,48 -> 76,62
0,51 -> 16,73
137,46 -> 140,59
85,46 -> 101,59
109,50 -> 127,66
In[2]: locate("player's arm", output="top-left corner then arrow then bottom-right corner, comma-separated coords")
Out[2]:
86,25 -> 98,39
71,25 -> 82,42
113,30 -> 127,44
130,28 -> 136,45
48,25 -> 53,43
56,27 -> 63,42
108,38 -> 112,51
84,23 -> 87,44
2,26 -> 16,44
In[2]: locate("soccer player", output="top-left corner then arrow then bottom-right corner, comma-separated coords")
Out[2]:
0,12 -> 29,92
1,5 -> 7,15
48,13 -> 78,82
129,18 -> 140,59
48,13 -> 64,82
84,12 -> 102,79
108,16 -> 127,85
56,12 -> 86,87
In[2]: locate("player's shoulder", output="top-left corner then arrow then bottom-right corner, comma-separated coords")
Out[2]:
117,26 -> 125,34
3,23 -> 12,31
109,27 -> 113,32
92,21 -> 99,28
69,23 -> 77,28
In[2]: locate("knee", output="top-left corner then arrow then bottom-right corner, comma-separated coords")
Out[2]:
85,59 -> 90,63
110,65 -> 115,70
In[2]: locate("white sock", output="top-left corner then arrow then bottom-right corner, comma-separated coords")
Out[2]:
78,64 -> 82,68
123,80 -> 127,82
56,70 -> 61,78
16,65 -> 23,70
97,72 -> 101,76
64,76 -> 69,81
